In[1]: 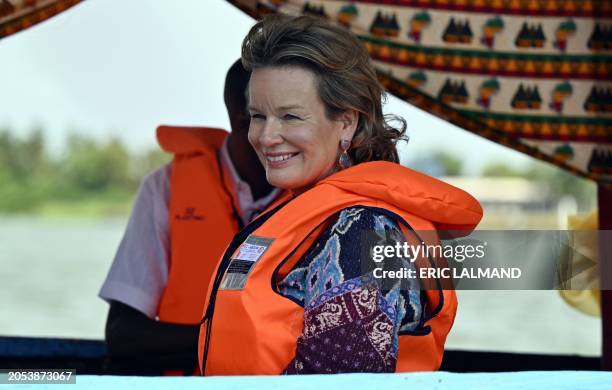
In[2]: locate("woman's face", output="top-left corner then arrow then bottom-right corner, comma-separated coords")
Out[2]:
247,66 -> 357,193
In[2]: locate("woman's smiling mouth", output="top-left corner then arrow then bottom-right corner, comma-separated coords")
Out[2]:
265,152 -> 300,167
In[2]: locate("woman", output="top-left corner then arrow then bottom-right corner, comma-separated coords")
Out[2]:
198,14 -> 482,376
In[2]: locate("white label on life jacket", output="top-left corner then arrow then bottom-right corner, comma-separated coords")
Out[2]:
221,235 -> 274,290
235,242 -> 267,262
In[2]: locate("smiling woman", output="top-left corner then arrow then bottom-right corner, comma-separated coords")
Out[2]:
248,66 -> 358,193
197,14 -> 483,376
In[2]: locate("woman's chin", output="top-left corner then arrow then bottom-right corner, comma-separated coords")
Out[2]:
267,177 -> 300,191
266,171 -> 311,192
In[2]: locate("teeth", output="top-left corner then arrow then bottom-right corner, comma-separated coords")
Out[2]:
267,153 -> 295,162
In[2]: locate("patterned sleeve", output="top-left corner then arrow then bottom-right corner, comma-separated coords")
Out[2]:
278,207 -> 422,374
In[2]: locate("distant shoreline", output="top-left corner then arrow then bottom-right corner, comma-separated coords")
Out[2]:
0,197 -> 132,220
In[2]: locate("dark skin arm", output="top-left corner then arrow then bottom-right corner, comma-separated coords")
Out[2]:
105,300 -> 199,373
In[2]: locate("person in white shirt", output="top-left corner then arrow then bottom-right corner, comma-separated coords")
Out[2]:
99,60 -> 279,374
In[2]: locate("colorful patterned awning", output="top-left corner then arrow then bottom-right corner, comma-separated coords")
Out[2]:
228,0 -> 612,183
0,0 -> 82,39
1,0 -> 610,182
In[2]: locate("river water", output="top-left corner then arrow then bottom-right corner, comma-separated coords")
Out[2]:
0,217 -> 601,356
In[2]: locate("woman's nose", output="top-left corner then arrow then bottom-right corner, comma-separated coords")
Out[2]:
258,119 -> 283,147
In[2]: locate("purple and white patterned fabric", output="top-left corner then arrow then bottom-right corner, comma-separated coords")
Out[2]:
279,207 -> 422,374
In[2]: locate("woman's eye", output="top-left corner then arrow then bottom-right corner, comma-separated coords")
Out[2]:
250,113 -> 265,120
283,114 -> 301,121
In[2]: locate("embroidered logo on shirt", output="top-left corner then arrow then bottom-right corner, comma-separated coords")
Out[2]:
220,235 -> 274,290
175,207 -> 205,221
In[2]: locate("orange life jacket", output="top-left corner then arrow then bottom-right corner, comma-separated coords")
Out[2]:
198,161 -> 483,375
156,125 -> 241,325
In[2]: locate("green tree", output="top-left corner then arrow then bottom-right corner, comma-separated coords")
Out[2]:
433,151 -> 463,176
0,128 -> 172,215
104,137 -> 132,189
60,134 -> 130,192
481,162 -> 524,177
0,128 -> 52,212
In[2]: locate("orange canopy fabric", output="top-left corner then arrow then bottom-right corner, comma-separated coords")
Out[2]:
228,0 -> 611,184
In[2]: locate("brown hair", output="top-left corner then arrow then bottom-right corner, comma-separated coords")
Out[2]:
241,14 -> 406,164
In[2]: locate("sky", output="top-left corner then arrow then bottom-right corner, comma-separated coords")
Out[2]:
0,0 -> 535,174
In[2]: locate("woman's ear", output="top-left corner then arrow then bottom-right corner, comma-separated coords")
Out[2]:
339,109 -> 359,141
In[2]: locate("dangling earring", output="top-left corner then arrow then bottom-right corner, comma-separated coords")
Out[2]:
338,139 -> 352,169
